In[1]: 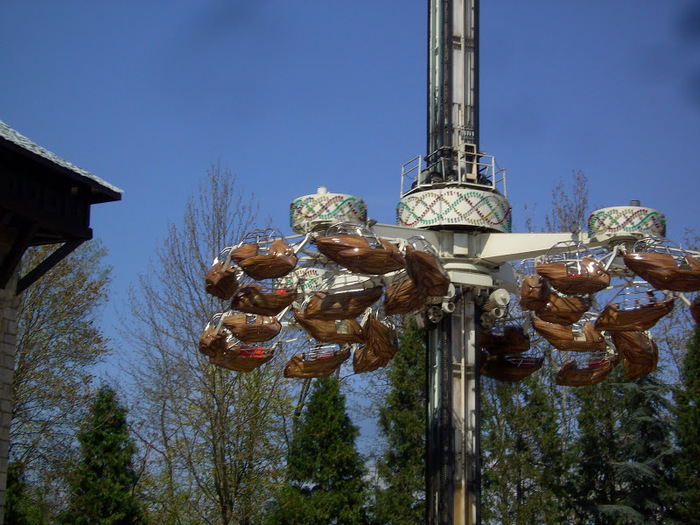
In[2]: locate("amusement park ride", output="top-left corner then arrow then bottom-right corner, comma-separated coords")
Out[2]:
199,1 -> 700,524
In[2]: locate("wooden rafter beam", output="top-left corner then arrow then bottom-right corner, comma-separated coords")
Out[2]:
16,239 -> 85,294
0,223 -> 37,291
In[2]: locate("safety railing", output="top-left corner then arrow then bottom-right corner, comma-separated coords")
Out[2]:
400,145 -> 507,198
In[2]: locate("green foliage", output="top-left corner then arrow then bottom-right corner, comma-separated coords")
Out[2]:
571,369 -> 679,525
60,385 -> 145,524
673,325 -> 700,523
482,345 -> 679,525
5,460 -> 52,525
266,376 -> 367,525
6,461 -> 36,525
5,461 -> 29,525
8,241 -> 113,521
481,369 -> 570,524
571,374 -> 622,524
13,242 -> 112,471
615,376 -> 675,522
373,318 -> 426,524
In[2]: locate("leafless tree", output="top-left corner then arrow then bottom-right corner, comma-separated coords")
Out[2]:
125,163 -> 292,524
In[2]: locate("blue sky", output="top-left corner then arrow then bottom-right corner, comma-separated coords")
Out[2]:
2,1 -> 699,353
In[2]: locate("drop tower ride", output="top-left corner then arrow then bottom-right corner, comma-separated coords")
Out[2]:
202,1 -> 696,524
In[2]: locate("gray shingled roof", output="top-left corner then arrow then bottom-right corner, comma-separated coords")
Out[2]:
0,119 -> 123,196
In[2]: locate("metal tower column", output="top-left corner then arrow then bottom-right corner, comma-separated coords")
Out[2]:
425,1 -> 481,524
451,291 -> 480,525
427,0 -> 478,177
426,310 -> 454,523
426,287 -> 480,525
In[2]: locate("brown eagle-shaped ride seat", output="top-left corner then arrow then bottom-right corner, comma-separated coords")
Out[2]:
210,344 -> 274,373
283,345 -> 351,378
229,243 -> 260,264
352,315 -> 397,374
293,308 -> 364,344
353,345 -> 391,374
535,292 -> 591,325
404,245 -> 451,297
230,283 -> 296,316
205,244 -> 262,299
536,256 -> 610,295
205,256 -> 239,300
594,297 -> 674,332
303,286 -> 383,320
384,277 -> 423,315
555,355 -> 615,386
518,274 -> 549,311
221,312 -> 281,343
480,325 -> 531,356
237,239 -> 298,280
532,317 -> 606,352
480,354 -> 544,382
623,252 -> 700,292
199,325 -> 228,359
611,331 -> 658,380
315,234 -> 406,275
314,233 -> 369,261
363,315 -> 398,359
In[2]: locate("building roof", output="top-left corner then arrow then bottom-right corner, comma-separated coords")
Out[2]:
0,119 -> 124,292
0,119 -> 122,202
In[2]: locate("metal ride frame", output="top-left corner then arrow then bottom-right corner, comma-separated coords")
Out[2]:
203,1 -> 698,524
265,210 -> 686,524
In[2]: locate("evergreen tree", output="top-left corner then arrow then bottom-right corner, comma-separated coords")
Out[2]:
674,325 -> 700,523
373,319 -> 426,524
6,462 -> 32,525
571,373 -> 622,525
481,379 -> 537,524
603,375 -> 675,523
572,370 -> 677,525
526,368 -> 575,523
266,376 -> 366,525
481,372 -> 565,524
61,385 -> 144,524
5,460 -> 53,524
